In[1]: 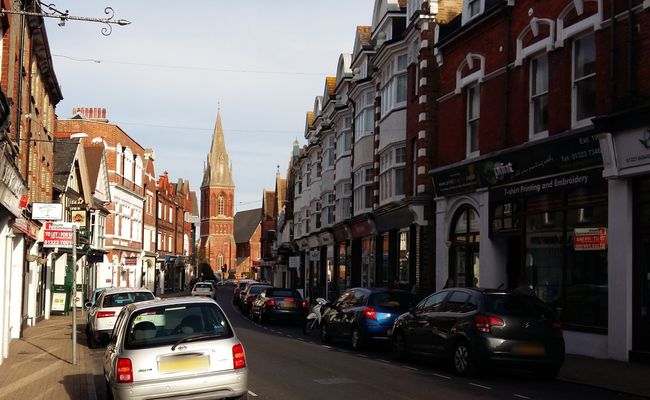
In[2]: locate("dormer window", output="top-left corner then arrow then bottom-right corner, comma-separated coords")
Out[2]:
462,0 -> 484,25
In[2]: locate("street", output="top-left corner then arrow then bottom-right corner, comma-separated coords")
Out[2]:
86,288 -> 642,400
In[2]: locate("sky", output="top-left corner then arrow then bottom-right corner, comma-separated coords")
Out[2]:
44,0 -> 376,212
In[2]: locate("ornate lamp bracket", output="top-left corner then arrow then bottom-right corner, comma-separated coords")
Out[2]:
1,2 -> 130,36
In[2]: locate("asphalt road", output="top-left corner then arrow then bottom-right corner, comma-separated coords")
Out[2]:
87,288 -> 642,400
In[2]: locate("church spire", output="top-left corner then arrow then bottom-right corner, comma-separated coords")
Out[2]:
201,110 -> 235,188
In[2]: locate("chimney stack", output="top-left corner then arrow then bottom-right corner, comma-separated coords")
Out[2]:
72,107 -> 108,122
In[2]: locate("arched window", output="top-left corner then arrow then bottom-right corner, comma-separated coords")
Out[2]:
115,144 -> 122,175
134,156 -> 143,186
449,206 -> 481,288
218,194 -> 225,215
123,147 -> 134,181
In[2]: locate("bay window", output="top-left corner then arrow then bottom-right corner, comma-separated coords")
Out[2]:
354,91 -> 375,141
354,167 -> 374,213
380,54 -> 408,117
379,146 -> 406,203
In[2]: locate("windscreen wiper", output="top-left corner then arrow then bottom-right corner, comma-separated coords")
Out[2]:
171,333 -> 224,350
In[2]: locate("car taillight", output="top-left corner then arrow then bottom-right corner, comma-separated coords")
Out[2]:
551,321 -> 561,329
97,311 -> 116,318
265,299 -> 276,306
363,306 -> 377,320
301,299 -> 309,309
116,358 -> 133,383
233,344 -> 246,369
474,315 -> 505,333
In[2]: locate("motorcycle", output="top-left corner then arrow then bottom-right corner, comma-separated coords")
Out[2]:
303,297 -> 328,335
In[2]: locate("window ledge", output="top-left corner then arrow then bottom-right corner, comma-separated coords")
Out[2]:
465,150 -> 481,160
571,118 -> 594,130
379,105 -> 407,123
529,131 -> 549,141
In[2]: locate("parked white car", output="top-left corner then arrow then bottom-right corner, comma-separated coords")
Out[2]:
191,281 -> 217,299
103,296 -> 248,400
87,287 -> 155,348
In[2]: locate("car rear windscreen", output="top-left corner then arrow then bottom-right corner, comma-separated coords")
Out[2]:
268,289 -> 301,298
485,294 -> 555,318
195,283 -> 213,289
368,292 -> 414,309
103,292 -> 154,308
248,285 -> 271,295
125,303 -> 233,349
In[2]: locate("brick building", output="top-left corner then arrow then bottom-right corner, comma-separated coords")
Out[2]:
141,149 -> 157,292
234,208 -> 262,280
429,0 -> 650,361
57,108 -> 146,289
200,111 -> 236,276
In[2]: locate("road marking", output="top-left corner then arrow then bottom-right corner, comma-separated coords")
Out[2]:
322,345 -> 333,349
248,390 -> 258,397
357,354 -> 368,358
297,338 -> 305,341
514,395 -> 532,399
401,365 -> 419,371
432,373 -> 452,380
286,334 -> 294,338
378,359 -> 391,364
469,383 -> 492,390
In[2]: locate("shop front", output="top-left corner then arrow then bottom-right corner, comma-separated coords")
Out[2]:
595,106 -> 650,361
432,131 -> 607,358
349,216 -> 376,288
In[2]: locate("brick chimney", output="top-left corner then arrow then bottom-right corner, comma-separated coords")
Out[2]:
72,107 -> 108,122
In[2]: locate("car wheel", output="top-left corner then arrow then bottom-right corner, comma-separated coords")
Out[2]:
320,322 -> 331,343
303,318 -> 317,335
351,326 -> 366,350
392,330 -> 409,361
452,340 -> 476,376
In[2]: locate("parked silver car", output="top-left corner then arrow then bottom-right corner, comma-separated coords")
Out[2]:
87,287 -> 155,348
103,296 -> 248,400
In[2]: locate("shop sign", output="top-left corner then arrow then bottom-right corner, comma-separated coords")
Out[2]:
32,202 -> 63,221
124,257 -> 137,266
433,133 -> 602,197
574,228 -> 607,251
288,256 -> 300,269
12,217 -> 39,240
490,168 -> 604,202
70,210 -> 87,228
43,222 -> 74,248
612,127 -> 650,170
0,152 -> 25,217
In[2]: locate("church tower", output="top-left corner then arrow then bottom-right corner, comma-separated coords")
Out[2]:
200,111 -> 235,276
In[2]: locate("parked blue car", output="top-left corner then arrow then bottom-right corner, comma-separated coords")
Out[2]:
320,287 -> 415,350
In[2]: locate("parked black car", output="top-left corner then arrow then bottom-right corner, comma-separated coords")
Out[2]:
249,287 -> 309,323
320,287 -> 415,350
391,288 -> 565,378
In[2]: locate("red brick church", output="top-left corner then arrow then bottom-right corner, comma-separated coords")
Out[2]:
200,111 -> 236,276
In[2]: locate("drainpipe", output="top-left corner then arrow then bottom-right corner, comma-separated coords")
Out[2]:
14,1 -> 25,144
608,0 -> 617,112
2,231 -> 15,363
626,0 -> 636,105
502,4 -> 512,147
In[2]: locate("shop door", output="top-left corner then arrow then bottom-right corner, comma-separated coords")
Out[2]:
634,178 -> 650,357
450,207 -> 480,288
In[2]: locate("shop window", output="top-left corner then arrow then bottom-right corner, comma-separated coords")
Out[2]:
450,206 -> 480,288
398,231 -> 409,285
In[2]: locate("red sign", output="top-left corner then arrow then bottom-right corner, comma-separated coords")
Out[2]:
19,194 -> 29,208
574,228 -> 607,251
124,257 -> 137,266
43,222 -> 74,249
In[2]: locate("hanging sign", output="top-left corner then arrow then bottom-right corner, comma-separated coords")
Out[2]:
43,222 -> 74,248
32,203 -> 64,221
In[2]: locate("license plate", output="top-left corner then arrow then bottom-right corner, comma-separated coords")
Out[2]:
514,344 -> 545,356
158,355 -> 209,373
282,302 -> 296,309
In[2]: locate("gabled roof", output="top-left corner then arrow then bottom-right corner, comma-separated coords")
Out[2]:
53,139 -> 80,192
234,208 -> 262,243
84,146 -> 103,194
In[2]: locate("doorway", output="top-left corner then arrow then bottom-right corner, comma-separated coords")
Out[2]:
449,206 -> 480,288
634,178 -> 650,360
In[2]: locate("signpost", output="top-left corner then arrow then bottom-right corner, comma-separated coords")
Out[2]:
42,221 -> 78,364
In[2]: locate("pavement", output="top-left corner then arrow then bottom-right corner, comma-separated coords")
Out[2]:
0,295 -> 648,399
